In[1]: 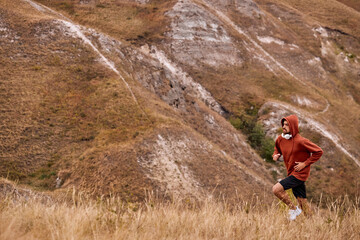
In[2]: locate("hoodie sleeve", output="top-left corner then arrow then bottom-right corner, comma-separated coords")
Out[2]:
303,138 -> 323,166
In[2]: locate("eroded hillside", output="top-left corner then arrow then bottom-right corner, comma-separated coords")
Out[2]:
1,0 -> 359,202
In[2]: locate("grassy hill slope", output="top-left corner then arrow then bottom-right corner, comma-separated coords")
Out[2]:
1,0 -> 359,203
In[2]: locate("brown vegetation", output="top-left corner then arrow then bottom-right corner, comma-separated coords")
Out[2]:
0,179 -> 359,240
35,0 -> 176,45
336,0 -> 360,12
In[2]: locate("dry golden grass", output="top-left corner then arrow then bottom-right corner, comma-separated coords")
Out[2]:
0,188 -> 359,240
336,0 -> 360,12
34,0 -> 176,44
276,0 -> 360,38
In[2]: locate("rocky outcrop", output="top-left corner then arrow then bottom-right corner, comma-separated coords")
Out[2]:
164,0 -> 243,68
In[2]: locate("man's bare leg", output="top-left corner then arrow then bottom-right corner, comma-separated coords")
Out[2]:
297,197 -> 313,216
272,183 -> 296,210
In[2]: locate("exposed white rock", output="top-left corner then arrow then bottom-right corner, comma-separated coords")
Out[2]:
55,177 -> 62,188
257,36 -> 285,45
196,0 -> 307,85
289,44 -> 299,50
321,41 -> 332,57
269,167 -> 281,175
291,95 -> 314,107
313,26 -> 328,38
137,134 -> 205,198
204,0 -> 264,19
143,45 -> 225,115
84,28 -> 123,53
307,57 -> 321,66
257,36 -> 302,53
0,17 -> 20,41
134,0 -> 150,4
204,114 -> 216,125
233,134 -> 239,143
165,0 -> 242,68
23,0 -> 47,12
234,0 -> 264,18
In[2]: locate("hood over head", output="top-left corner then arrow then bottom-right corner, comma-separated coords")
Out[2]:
281,114 -> 299,137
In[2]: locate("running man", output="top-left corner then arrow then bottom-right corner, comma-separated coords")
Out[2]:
272,114 -> 323,220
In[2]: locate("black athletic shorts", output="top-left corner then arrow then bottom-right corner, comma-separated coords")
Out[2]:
279,175 -> 306,199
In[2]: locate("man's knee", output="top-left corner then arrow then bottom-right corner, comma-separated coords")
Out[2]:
272,183 -> 284,195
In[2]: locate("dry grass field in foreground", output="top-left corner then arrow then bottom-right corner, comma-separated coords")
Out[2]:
0,191 -> 359,240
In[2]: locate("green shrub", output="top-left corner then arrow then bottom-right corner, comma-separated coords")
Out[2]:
347,53 -> 356,59
32,65 -> 42,71
229,117 -> 243,130
271,170 -> 278,181
229,105 -> 275,162
249,123 -> 264,149
261,137 -> 275,162
315,165 -> 322,171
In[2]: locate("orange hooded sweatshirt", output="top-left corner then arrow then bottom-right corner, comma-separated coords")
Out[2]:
273,115 -> 323,181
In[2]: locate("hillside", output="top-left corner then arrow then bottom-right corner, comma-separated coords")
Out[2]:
1,0 -> 359,203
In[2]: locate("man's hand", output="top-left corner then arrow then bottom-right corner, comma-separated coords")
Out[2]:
273,153 -> 281,161
294,162 -> 306,172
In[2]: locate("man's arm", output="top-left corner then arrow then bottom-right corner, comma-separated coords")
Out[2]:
302,138 -> 323,166
273,153 -> 281,161
295,138 -> 323,172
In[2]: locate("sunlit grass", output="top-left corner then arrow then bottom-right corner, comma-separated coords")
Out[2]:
1,186 -> 359,240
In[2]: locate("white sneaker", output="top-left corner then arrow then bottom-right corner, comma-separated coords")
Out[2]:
288,206 -> 302,221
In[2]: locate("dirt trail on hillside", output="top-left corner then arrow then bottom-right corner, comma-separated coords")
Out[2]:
22,0 -> 141,109
191,0 -> 331,115
192,0 -> 302,82
261,101 -> 360,168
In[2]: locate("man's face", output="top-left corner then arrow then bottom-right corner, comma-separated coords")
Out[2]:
282,120 -> 290,134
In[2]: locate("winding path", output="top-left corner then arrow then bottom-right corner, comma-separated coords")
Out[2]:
23,0 -> 140,107
191,0 -> 331,115
262,101 -> 360,168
